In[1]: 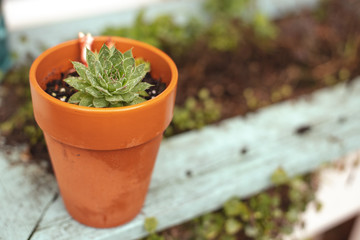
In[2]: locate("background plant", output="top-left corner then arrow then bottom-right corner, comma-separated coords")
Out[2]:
0,65 -> 44,146
203,0 -> 278,51
193,169 -> 319,240
141,169 -> 320,240
165,88 -> 221,137
103,10 -> 203,57
102,0 -> 278,53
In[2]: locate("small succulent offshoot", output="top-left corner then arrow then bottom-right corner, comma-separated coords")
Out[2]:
64,44 -> 152,108
78,32 -> 94,66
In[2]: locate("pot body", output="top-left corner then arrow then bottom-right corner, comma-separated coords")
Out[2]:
29,37 -> 178,228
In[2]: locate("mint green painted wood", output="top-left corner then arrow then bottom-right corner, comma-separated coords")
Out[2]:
25,78 -> 360,240
0,148 -> 57,240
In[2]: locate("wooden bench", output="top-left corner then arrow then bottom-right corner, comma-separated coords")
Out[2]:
1,78 -> 360,240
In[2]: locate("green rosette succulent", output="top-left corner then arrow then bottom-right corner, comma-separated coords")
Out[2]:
64,44 -> 151,108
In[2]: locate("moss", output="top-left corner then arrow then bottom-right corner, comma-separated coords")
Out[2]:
0,65 -> 44,148
165,88 -> 221,137
142,170 -> 319,240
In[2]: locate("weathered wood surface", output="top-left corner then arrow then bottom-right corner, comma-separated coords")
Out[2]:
1,78 -> 360,240
0,147 -> 58,240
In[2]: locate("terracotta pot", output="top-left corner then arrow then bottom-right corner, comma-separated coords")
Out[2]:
29,36 -> 178,228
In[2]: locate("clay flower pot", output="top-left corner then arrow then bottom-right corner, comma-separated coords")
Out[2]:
29,36 -> 178,228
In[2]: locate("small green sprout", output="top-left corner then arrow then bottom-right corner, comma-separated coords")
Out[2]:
64,44 -> 151,108
144,217 -> 164,240
144,217 -> 158,234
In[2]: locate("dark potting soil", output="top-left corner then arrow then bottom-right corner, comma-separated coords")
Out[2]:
45,71 -> 166,103
143,73 -> 167,100
45,70 -> 78,102
173,0 -> 360,120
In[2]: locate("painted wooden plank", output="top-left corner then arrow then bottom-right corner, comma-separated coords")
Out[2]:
287,151 -> 360,240
0,147 -> 58,240
29,78 -> 360,240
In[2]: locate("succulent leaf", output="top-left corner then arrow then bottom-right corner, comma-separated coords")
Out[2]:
94,60 -> 103,79
99,44 -> 111,62
122,92 -> 137,102
110,102 -> 123,107
95,86 -> 112,96
124,64 -> 146,91
131,96 -> 146,105
85,86 -> 103,98
72,61 -> 88,80
105,95 -> 124,103
124,49 -> 133,59
110,49 -> 124,67
97,73 -> 108,89
64,76 -> 90,91
88,70 -> 103,88
64,44 -> 151,108
133,82 -> 152,93
79,94 -> 94,107
103,60 -> 112,71
136,58 -> 151,72
68,91 -> 86,104
93,98 -> 109,108
86,48 -> 97,73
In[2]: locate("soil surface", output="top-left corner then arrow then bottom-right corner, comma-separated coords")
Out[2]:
44,70 -> 79,102
174,0 -> 360,120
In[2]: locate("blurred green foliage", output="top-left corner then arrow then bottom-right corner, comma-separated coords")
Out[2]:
103,10 -> 203,56
102,0 -> 278,52
204,0 -> 278,51
206,18 -> 241,52
0,65 -> 44,146
165,88 -> 221,137
193,170 -> 318,240
145,217 -> 159,234
252,12 -> 278,40
143,217 -> 164,240
141,170 -> 320,240
204,0 -> 251,19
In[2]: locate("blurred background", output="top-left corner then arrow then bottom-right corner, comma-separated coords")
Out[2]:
0,0 -> 360,239
0,0 -> 318,64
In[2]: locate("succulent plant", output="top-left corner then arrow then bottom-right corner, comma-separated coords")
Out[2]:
64,44 -> 151,108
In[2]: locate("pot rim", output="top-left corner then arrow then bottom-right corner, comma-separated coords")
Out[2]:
29,36 -> 178,114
